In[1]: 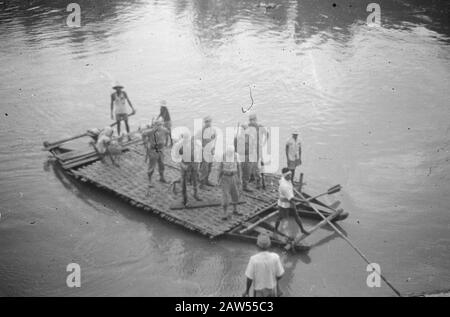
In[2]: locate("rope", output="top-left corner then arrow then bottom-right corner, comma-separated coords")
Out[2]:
241,86 -> 254,113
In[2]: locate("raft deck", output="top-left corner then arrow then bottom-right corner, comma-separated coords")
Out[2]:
57,140 -> 281,238
46,133 -> 348,247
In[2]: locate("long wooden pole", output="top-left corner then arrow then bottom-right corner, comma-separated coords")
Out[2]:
293,188 -> 402,297
43,132 -> 89,150
298,172 -> 304,192
43,112 -> 136,150
294,208 -> 343,243
239,210 -> 279,234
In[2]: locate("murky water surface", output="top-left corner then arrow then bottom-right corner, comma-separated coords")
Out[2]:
0,0 -> 449,296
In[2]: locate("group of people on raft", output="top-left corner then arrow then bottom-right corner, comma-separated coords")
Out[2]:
94,83 -> 308,235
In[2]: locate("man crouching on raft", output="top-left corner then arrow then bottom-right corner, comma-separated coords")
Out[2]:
275,168 -> 309,236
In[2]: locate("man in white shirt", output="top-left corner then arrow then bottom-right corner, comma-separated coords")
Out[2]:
243,233 -> 284,297
275,168 -> 309,236
95,127 -> 113,155
285,130 -> 302,182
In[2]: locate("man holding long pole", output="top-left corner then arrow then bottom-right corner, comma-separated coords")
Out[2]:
274,168 -> 309,236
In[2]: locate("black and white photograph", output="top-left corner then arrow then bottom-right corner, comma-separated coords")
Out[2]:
0,0 -> 449,299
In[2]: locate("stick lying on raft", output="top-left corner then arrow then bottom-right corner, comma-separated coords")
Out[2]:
43,112 -> 136,151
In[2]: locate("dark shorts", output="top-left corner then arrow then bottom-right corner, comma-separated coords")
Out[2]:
278,206 -> 295,218
116,113 -> 128,121
221,174 -> 239,206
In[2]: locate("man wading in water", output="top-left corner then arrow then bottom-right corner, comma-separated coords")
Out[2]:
110,82 -> 135,137
243,233 -> 284,297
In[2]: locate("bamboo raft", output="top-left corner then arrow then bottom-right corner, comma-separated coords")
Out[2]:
43,130 -> 349,251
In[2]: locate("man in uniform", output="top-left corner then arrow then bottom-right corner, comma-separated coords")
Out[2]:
197,116 -> 217,189
142,119 -> 169,188
236,124 -> 253,193
178,135 -> 202,206
242,113 -> 268,191
218,146 -> 242,220
285,129 -> 302,183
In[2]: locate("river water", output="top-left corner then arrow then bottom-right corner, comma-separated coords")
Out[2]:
0,0 -> 449,296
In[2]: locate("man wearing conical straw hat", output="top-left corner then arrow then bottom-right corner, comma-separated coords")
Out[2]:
110,82 -> 135,137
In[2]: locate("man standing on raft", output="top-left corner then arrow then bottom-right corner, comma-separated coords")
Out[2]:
275,168 -> 309,236
142,119 -> 169,189
286,129 -> 302,183
110,82 -> 135,137
218,146 -> 242,220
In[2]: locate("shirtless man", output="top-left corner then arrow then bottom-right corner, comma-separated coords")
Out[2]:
110,83 -> 135,136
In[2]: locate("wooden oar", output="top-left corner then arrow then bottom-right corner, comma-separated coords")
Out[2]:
329,200 -> 341,210
297,184 -> 342,203
293,187 -> 402,297
43,132 -> 90,151
43,112 -> 136,151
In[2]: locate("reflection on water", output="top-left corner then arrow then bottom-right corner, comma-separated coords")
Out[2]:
0,0 -> 449,296
2,0 -> 449,46
2,0 -> 449,55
